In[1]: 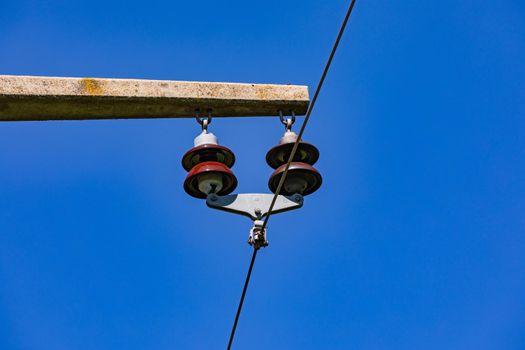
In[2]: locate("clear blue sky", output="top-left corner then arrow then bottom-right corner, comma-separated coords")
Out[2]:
1,1 -> 524,349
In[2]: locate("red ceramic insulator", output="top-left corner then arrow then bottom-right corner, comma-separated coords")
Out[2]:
266,141 -> 320,169
181,144 -> 235,172
184,161 -> 238,199
268,162 -> 322,196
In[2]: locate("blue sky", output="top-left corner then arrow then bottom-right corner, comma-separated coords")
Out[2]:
1,1 -> 524,349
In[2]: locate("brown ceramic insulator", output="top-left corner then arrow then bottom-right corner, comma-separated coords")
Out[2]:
265,141 -> 320,169
181,144 -> 235,172
184,161 -> 238,199
268,162 -> 322,196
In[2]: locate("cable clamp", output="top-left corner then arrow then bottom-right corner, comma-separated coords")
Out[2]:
248,220 -> 268,250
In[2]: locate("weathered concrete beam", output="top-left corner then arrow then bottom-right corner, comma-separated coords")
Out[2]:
0,75 -> 309,122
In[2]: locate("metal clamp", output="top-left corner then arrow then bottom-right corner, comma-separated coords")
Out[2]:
248,220 -> 268,249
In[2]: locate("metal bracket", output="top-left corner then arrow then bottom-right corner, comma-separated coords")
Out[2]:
206,193 -> 303,250
206,193 -> 303,221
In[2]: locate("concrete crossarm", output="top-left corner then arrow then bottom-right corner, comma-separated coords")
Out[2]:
0,75 -> 309,121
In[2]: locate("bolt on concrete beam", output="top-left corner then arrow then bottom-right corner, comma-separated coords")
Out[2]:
0,75 -> 309,122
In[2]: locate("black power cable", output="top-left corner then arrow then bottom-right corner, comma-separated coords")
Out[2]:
227,1 -> 358,348
262,0 -> 357,232
227,249 -> 258,350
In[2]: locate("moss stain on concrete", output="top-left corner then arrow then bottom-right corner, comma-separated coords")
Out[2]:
80,78 -> 104,96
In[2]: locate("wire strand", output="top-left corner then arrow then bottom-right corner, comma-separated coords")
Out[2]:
227,248 -> 258,350
226,1 -> 358,348
262,0 -> 357,232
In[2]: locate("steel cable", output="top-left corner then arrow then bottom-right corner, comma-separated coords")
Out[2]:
262,0 -> 357,231
227,248 -> 258,350
227,1 -> 358,348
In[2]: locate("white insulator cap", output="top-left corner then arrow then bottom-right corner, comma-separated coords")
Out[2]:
194,130 -> 218,147
280,130 -> 298,144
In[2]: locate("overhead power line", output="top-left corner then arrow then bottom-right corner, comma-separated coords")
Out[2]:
227,1 -> 358,349
261,0 -> 358,232
226,249 -> 258,350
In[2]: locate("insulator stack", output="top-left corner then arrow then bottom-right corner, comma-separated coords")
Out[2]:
266,130 -> 322,196
182,123 -> 237,199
